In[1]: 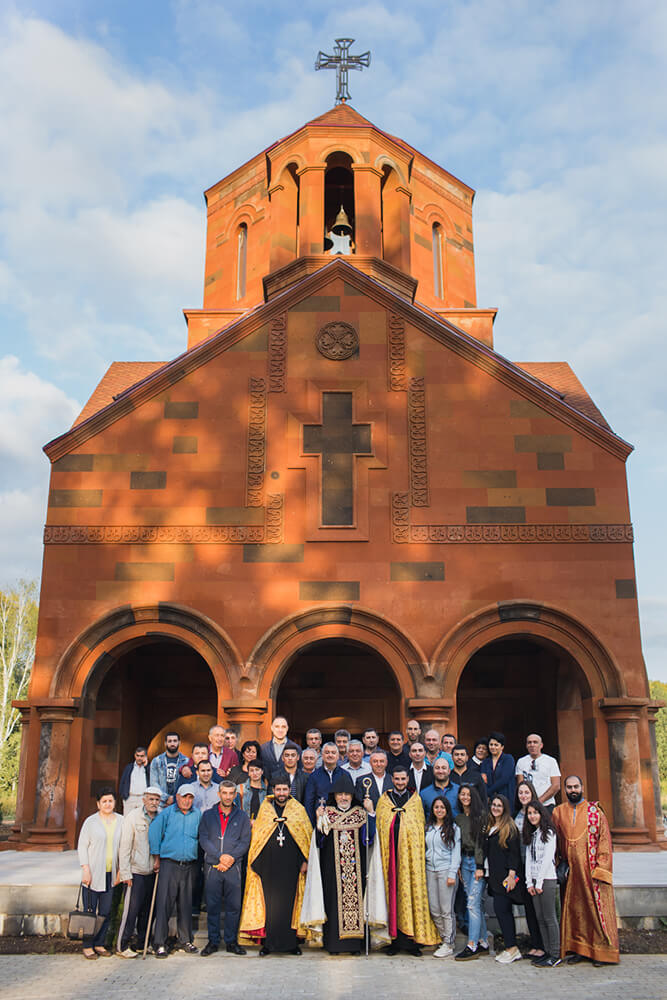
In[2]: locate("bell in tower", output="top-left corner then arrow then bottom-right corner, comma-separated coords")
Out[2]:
325,204 -> 355,256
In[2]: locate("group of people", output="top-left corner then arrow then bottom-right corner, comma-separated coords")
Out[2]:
76,719 -> 619,967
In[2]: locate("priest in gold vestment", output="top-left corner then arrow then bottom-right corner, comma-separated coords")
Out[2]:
553,775 -> 619,965
376,766 -> 439,955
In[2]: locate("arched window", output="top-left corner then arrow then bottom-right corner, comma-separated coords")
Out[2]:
236,223 -> 247,300
432,223 -> 444,299
324,152 -> 355,253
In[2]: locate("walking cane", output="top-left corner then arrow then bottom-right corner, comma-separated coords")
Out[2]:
362,777 -> 373,958
142,868 -> 159,960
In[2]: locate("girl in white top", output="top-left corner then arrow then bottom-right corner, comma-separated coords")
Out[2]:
522,801 -> 561,967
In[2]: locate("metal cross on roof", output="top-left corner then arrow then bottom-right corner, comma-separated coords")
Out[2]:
315,38 -> 371,104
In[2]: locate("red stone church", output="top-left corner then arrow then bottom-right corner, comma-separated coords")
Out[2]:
11,103 -> 664,850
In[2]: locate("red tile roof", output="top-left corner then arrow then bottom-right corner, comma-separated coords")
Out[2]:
516,362 -> 611,430
73,361 -> 165,427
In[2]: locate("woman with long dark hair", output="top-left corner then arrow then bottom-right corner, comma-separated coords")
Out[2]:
454,784 -> 489,960
485,794 -> 524,964
228,739 -> 262,784
514,779 -> 546,960
523,801 -> 560,967
425,795 -> 461,957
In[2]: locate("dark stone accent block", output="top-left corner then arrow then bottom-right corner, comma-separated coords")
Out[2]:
414,232 -> 431,250
515,434 -> 572,453
462,470 -> 517,488
584,716 -> 596,758
391,562 -> 445,582
53,455 -> 94,471
206,507 -> 264,525
291,296 -> 340,312
343,283 -> 366,296
49,489 -> 102,507
615,579 -> 637,599
115,562 -> 175,581
243,544 -> 304,563
466,506 -> 526,524
228,326 -> 268,352
498,602 -> 542,622
546,488 -> 596,506
537,452 -> 564,470
84,606 -> 135,649
299,581 -> 360,601
130,471 -> 167,490
510,400 -> 547,419
164,401 -> 199,419
173,436 -> 198,454
94,728 -> 119,746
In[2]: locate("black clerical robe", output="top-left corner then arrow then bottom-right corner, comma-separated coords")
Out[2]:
317,806 -> 375,953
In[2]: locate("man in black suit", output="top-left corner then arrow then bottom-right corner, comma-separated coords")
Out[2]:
386,731 -> 411,774
260,716 -> 300,774
408,742 -> 433,794
275,746 -> 308,804
450,744 -> 487,804
355,749 -> 392,807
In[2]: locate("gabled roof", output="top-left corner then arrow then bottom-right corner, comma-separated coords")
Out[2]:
73,362 -> 165,428
45,258 -> 632,462
306,104 -> 374,127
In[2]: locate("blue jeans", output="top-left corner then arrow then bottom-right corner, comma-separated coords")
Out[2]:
460,856 -> 487,945
82,871 -> 113,948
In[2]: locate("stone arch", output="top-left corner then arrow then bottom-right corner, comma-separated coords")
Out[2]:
50,603 -> 242,703
247,605 -> 428,703
422,203 -> 455,237
432,600 -> 626,700
223,203 -> 263,241
374,154 -> 407,187
318,143 -> 363,166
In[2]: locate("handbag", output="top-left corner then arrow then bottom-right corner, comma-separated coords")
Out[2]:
556,860 -> 569,886
67,884 -> 105,940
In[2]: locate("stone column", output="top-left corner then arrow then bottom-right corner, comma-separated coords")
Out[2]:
8,701 -> 32,843
352,165 -> 383,257
647,701 -> 666,842
297,165 -> 326,255
406,698 -> 455,738
394,185 -> 412,273
268,178 -> 298,272
221,699 -> 268,743
25,701 -> 78,850
599,698 -> 650,845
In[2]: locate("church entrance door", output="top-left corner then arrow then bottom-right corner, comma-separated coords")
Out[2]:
456,636 -> 595,796
276,639 -> 401,745
88,638 -> 217,804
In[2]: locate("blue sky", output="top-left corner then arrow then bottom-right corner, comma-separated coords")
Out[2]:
1,1 -> 665,681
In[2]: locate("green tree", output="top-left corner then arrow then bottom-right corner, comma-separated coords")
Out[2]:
0,581 -> 38,796
650,680 -> 667,795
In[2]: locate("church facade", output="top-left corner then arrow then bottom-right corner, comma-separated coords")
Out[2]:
12,105 -> 664,850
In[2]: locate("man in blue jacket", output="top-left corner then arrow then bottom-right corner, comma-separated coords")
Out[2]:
199,780 -> 251,956
148,787 -> 201,958
304,742 -> 345,822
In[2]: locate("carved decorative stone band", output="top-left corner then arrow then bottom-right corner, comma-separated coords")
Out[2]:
43,497 -> 284,545
391,494 -> 634,544
408,377 -> 429,506
387,313 -> 407,391
268,312 -> 287,392
247,377 -> 267,507
316,321 -> 359,360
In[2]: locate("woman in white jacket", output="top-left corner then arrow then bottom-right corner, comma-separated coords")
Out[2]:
77,786 -> 122,959
523,801 -> 560,967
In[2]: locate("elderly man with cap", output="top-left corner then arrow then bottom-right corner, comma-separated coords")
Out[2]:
148,784 -> 202,958
116,785 -> 162,957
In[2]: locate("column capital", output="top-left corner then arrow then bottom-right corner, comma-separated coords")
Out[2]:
34,699 -> 79,724
598,696 -> 649,723
395,185 -> 412,199
351,164 -> 384,178
406,698 -> 455,729
296,164 -> 327,176
221,699 -> 268,724
647,699 -> 666,722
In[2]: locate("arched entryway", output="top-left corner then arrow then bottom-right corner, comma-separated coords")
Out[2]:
85,638 -> 217,806
456,636 -> 595,796
275,639 -> 401,744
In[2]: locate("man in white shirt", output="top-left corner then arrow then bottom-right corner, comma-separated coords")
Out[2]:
408,742 -> 433,794
515,733 -> 561,810
342,740 -> 371,780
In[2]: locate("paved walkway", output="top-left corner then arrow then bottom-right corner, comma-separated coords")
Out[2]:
0,951 -> 665,1000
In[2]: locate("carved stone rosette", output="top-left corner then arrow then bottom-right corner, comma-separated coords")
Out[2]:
316,321 -> 359,360
387,313 -> 407,391
268,312 -> 287,392
408,377 -> 429,506
247,377 -> 267,507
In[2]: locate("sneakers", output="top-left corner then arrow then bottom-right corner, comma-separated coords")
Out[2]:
495,948 -> 522,964
434,943 -> 454,958
455,945 -> 479,961
477,943 -> 490,957
116,947 -> 138,959
539,957 -> 562,968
